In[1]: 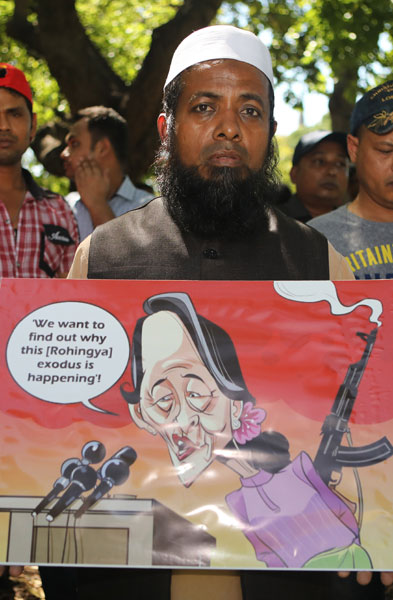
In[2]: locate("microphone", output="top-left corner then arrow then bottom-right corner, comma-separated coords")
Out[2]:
46,464 -> 97,522
108,446 -> 137,468
75,446 -> 137,518
80,440 -> 106,465
32,457 -> 81,517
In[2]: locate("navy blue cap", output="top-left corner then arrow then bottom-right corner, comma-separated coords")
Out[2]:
292,131 -> 348,166
350,80 -> 393,136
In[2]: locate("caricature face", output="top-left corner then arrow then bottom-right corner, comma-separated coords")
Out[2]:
131,311 -> 240,487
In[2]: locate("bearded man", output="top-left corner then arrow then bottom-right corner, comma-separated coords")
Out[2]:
69,26 -> 349,281
65,23 -> 386,600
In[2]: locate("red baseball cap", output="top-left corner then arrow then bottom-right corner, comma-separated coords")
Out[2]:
0,63 -> 33,105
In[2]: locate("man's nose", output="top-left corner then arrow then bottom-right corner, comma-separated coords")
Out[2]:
0,113 -> 10,130
213,109 -> 241,141
326,161 -> 342,175
60,146 -> 69,160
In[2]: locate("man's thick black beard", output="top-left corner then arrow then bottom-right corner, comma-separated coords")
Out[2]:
155,140 -> 280,240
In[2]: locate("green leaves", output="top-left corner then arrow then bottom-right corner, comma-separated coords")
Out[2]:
1,0 -> 183,127
226,0 -> 393,129
76,0 -> 182,82
2,0 -> 392,176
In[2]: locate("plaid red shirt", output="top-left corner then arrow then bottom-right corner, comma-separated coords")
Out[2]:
0,170 -> 79,277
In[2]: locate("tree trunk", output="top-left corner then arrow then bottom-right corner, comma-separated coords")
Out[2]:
328,74 -> 357,133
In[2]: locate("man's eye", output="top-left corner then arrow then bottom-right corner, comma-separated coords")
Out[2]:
194,104 -> 212,113
242,107 -> 261,117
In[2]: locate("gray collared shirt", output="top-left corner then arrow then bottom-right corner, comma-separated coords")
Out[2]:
66,175 -> 154,241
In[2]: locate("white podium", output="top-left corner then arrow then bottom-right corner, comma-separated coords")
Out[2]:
0,495 -> 215,567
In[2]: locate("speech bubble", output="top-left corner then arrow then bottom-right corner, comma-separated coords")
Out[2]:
6,301 -> 130,412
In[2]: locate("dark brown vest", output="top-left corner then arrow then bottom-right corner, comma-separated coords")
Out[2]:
88,197 -> 329,280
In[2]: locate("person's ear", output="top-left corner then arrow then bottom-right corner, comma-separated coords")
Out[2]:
157,113 -> 168,142
272,120 -> 277,136
93,137 -> 111,159
290,165 -> 298,185
128,403 -> 157,436
347,134 -> 359,164
30,113 -> 37,142
231,400 -> 243,431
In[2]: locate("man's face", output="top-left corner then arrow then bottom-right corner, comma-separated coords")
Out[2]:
61,118 -> 94,179
0,88 -> 36,166
347,128 -> 393,213
290,140 -> 349,215
161,59 -> 273,179
135,311 -> 236,487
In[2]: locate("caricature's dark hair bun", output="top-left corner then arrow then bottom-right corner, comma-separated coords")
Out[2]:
247,431 -> 290,473
217,431 -> 290,473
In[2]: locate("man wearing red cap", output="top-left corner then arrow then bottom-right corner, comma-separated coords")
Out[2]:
0,63 -> 78,278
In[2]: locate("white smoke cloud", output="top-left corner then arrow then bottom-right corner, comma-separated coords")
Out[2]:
273,281 -> 382,327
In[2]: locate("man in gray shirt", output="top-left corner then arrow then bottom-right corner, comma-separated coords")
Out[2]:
309,80 -> 393,279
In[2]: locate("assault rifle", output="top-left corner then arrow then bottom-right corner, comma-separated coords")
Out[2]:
314,328 -> 393,485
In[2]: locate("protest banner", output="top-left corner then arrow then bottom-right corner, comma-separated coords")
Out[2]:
1,278 -> 392,570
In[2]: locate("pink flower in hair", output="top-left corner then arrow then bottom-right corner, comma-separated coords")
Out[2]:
233,402 -> 266,445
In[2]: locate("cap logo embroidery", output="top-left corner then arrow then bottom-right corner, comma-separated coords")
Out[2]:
368,110 -> 393,131
370,83 -> 393,100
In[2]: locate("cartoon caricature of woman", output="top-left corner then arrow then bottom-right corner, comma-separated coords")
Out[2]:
121,292 -> 372,569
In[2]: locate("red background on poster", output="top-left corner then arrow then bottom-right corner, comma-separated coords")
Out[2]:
0,278 -> 391,429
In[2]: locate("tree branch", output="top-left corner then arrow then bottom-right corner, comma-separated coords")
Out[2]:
35,0 -> 126,113
6,0 -> 43,57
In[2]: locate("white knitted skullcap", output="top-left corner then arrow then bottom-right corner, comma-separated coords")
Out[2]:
164,25 -> 274,89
